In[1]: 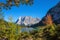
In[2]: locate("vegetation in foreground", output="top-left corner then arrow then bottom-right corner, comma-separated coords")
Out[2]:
0,14 -> 60,40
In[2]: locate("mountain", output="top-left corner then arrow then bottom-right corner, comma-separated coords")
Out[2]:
38,2 -> 60,25
31,2 -> 60,27
16,2 -> 60,27
16,16 -> 40,26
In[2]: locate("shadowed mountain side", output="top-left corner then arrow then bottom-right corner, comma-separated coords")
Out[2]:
30,2 -> 60,27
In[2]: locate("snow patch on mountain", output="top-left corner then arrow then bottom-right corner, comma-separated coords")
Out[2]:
16,16 -> 40,26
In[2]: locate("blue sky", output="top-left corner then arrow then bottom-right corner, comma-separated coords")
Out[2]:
1,0 -> 60,22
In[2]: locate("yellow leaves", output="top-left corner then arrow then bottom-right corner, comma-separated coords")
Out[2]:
43,14 -> 56,30
14,0 -> 20,6
26,0 -> 29,3
43,14 -> 53,25
0,0 -> 34,10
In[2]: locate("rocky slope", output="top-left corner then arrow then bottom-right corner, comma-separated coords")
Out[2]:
31,2 -> 60,27
39,2 -> 60,25
16,16 -> 40,26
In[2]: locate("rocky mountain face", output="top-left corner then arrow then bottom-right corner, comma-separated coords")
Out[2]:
31,2 -> 60,27
39,2 -> 60,25
16,16 -> 40,26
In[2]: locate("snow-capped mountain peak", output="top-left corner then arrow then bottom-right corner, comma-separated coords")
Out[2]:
16,16 -> 40,26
